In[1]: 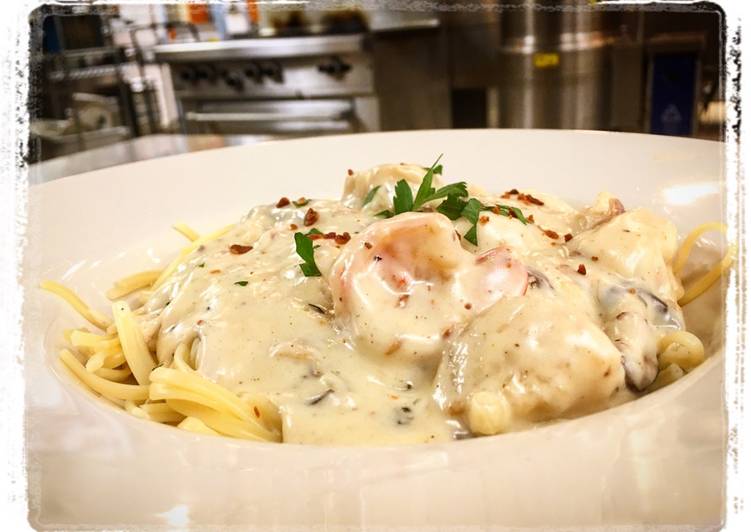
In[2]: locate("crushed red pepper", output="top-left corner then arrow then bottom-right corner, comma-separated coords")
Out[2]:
364,241 -> 373,249
398,294 -> 409,307
289,223 -> 298,230
577,264 -> 587,275
592,256 -> 599,261
304,208 -> 319,226
479,215 -> 490,225
518,193 -> 544,206
334,232 -> 351,245
564,233 -> 573,242
276,197 -> 290,208
347,169 -> 354,176
542,229 -> 559,240
464,303 -> 472,310
229,244 -> 253,255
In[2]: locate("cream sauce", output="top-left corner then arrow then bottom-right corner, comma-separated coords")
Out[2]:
137,163 -> 686,445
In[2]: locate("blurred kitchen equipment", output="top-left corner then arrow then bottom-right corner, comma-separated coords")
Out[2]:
153,34 -> 378,135
645,32 -> 704,136
496,0 -> 614,129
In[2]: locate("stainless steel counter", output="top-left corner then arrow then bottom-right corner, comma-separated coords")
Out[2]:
29,133 -> 293,183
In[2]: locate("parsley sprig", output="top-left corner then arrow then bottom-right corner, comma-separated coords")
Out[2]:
294,232 -> 322,277
375,155 -> 468,218
299,157 -> 530,270
362,185 -> 380,206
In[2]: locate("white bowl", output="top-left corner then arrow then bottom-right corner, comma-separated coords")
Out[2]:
24,130 -> 725,528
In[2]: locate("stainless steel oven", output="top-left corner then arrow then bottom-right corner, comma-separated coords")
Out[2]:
153,34 -> 379,136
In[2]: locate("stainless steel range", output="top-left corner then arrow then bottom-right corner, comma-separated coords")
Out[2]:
153,34 -> 378,135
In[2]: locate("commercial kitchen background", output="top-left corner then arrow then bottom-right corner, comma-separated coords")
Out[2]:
27,1 -> 725,181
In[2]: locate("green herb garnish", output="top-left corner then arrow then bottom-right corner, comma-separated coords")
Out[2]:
293,197 -> 309,207
413,154 -> 468,211
369,155 -> 526,246
306,228 -> 323,236
392,179 -> 414,215
198,262 -> 205,268
378,155 -> 467,218
436,194 -> 467,220
294,232 -> 322,277
362,185 -> 381,206
234,281 -> 248,287
460,198 -> 483,245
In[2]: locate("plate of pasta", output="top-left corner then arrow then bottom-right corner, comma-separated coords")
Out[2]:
25,130 -> 730,528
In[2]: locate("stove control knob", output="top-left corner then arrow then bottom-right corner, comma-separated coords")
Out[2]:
260,60 -> 283,83
195,65 -> 217,83
224,72 -> 245,91
317,57 -> 352,79
178,66 -> 198,84
244,62 -> 263,83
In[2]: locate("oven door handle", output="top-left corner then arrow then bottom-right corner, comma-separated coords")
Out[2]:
185,109 -> 349,123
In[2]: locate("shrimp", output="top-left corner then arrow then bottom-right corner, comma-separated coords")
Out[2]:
328,212 -> 528,362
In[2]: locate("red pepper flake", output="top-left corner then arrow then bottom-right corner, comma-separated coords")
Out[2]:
197,319 -> 204,325
289,223 -> 298,230
347,169 -> 354,176
501,188 -> 520,199
364,241 -> 373,249
442,327 -> 452,339
464,302 -> 472,310
398,294 -> 409,307
324,231 -> 336,240
591,256 -> 599,262
564,233 -> 573,242
519,193 -> 544,206
229,244 -> 253,255
276,197 -> 290,208
253,406 -> 260,418
209,269 -> 222,274
479,215 -> 489,225
527,214 -> 535,224
628,287 -> 637,294
577,264 -> 587,275
308,233 -> 323,240
304,208 -> 319,226
491,205 -> 501,215
334,232 -> 351,245
543,229 -> 559,240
